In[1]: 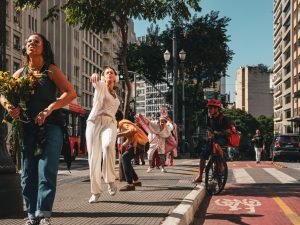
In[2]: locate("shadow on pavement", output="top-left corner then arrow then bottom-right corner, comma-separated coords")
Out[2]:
52,211 -> 168,218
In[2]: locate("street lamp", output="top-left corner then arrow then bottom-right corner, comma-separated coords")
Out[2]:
179,49 -> 186,154
164,50 -> 171,82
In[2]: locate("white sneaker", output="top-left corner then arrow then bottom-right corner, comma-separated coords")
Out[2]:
146,167 -> 153,173
88,194 -> 101,203
161,168 -> 167,173
39,218 -> 51,225
108,182 -> 117,196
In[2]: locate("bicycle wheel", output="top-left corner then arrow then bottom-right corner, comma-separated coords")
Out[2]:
205,156 -> 228,195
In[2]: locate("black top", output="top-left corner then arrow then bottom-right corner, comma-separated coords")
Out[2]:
208,114 -> 230,135
22,64 -> 57,119
252,135 -> 264,148
208,113 -> 231,145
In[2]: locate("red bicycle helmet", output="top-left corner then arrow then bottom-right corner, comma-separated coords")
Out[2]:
207,99 -> 222,108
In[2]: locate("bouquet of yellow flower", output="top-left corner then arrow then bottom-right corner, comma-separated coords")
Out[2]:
0,70 -> 44,170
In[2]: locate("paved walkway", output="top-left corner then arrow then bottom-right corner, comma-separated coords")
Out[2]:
1,159 -> 205,225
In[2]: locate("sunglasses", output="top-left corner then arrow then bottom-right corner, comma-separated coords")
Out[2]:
26,39 -> 42,46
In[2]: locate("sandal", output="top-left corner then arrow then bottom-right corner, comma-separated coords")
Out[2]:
192,178 -> 202,183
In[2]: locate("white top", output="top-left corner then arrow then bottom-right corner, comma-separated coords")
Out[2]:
87,81 -> 120,122
148,121 -> 173,154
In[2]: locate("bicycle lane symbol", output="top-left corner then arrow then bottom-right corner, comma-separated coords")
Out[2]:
215,198 -> 262,213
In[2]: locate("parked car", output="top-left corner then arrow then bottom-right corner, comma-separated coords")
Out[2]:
269,134 -> 300,162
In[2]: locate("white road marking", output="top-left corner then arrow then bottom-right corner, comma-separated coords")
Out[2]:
263,168 -> 299,184
215,198 -> 261,213
233,168 -> 255,183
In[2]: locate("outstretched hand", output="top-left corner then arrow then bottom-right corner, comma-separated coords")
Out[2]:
90,73 -> 100,83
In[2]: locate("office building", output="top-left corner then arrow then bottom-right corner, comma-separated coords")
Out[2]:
235,66 -> 273,118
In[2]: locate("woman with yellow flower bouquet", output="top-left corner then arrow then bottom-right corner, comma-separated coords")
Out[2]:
0,33 -> 76,225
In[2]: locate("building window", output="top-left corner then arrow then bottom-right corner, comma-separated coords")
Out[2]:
6,29 -> 9,47
285,94 -> 291,104
28,15 -> 31,29
13,35 -> 21,50
13,11 -> 21,26
285,109 -> 291,119
284,78 -> 291,89
32,17 -> 34,31
13,62 -> 20,72
6,58 -> 10,71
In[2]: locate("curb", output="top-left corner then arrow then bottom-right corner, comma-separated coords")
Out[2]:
162,184 -> 206,225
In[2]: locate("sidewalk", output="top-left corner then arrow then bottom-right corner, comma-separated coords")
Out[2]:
1,159 -> 206,225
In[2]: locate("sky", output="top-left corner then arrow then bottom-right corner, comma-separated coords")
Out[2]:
133,0 -> 273,102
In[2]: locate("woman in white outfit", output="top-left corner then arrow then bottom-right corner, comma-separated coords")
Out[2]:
86,67 -> 120,203
147,114 -> 173,173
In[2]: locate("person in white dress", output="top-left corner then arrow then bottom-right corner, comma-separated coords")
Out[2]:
147,113 -> 173,173
86,67 -> 120,203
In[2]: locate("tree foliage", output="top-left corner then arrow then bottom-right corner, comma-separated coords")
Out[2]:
15,0 -> 201,118
127,11 -> 233,139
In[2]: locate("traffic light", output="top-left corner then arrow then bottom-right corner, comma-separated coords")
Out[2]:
118,64 -> 124,80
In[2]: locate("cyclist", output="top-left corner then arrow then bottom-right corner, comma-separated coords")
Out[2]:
193,99 -> 232,183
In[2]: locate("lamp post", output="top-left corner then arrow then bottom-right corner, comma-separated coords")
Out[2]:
164,50 -> 171,83
179,49 -> 186,154
172,30 -> 178,124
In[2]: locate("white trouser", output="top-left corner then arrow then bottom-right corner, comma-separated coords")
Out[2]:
147,147 -> 156,164
86,115 -> 117,194
254,147 -> 263,162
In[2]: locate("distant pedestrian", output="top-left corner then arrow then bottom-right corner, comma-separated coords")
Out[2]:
135,107 -> 173,173
86,67 -> 120,203
227,125 -> 241,161
251,129 -> 265,163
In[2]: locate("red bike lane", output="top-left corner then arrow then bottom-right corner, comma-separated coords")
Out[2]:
195,161 -> 300,225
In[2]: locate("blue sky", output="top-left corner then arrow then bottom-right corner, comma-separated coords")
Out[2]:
133,0 -> 273,102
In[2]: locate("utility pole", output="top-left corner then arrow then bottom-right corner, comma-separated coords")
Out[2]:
0,0 -> 23,217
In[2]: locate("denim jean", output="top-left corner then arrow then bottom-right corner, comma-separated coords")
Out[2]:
228,147 -> 237,159
122,145 -> 138,184
21,122 -> 63,219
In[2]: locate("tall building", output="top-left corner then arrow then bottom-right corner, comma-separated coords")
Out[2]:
272,0 -> 300,133
235,66 -> 273,118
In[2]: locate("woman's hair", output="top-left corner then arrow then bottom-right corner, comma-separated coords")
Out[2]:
101,66 -> 117,76
22,33 -> 55,66
101,66 -> 119,83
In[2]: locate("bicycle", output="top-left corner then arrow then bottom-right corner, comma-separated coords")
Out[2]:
204,138 -> 228,195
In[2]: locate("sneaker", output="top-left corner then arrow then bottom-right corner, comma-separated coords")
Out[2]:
161,168 -> 167,173
108,182 -> 117,196
133,181 -> 142,186
88,193 -> 101,203
119,185 -> 135,191
39,218 -> 51,225
146,167 -> 153,173
24,218 -> 39,225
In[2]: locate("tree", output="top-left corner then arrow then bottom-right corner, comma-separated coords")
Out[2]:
223,108 -> 259,159
127,12 -> 233,140
16,0 -> 201,118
